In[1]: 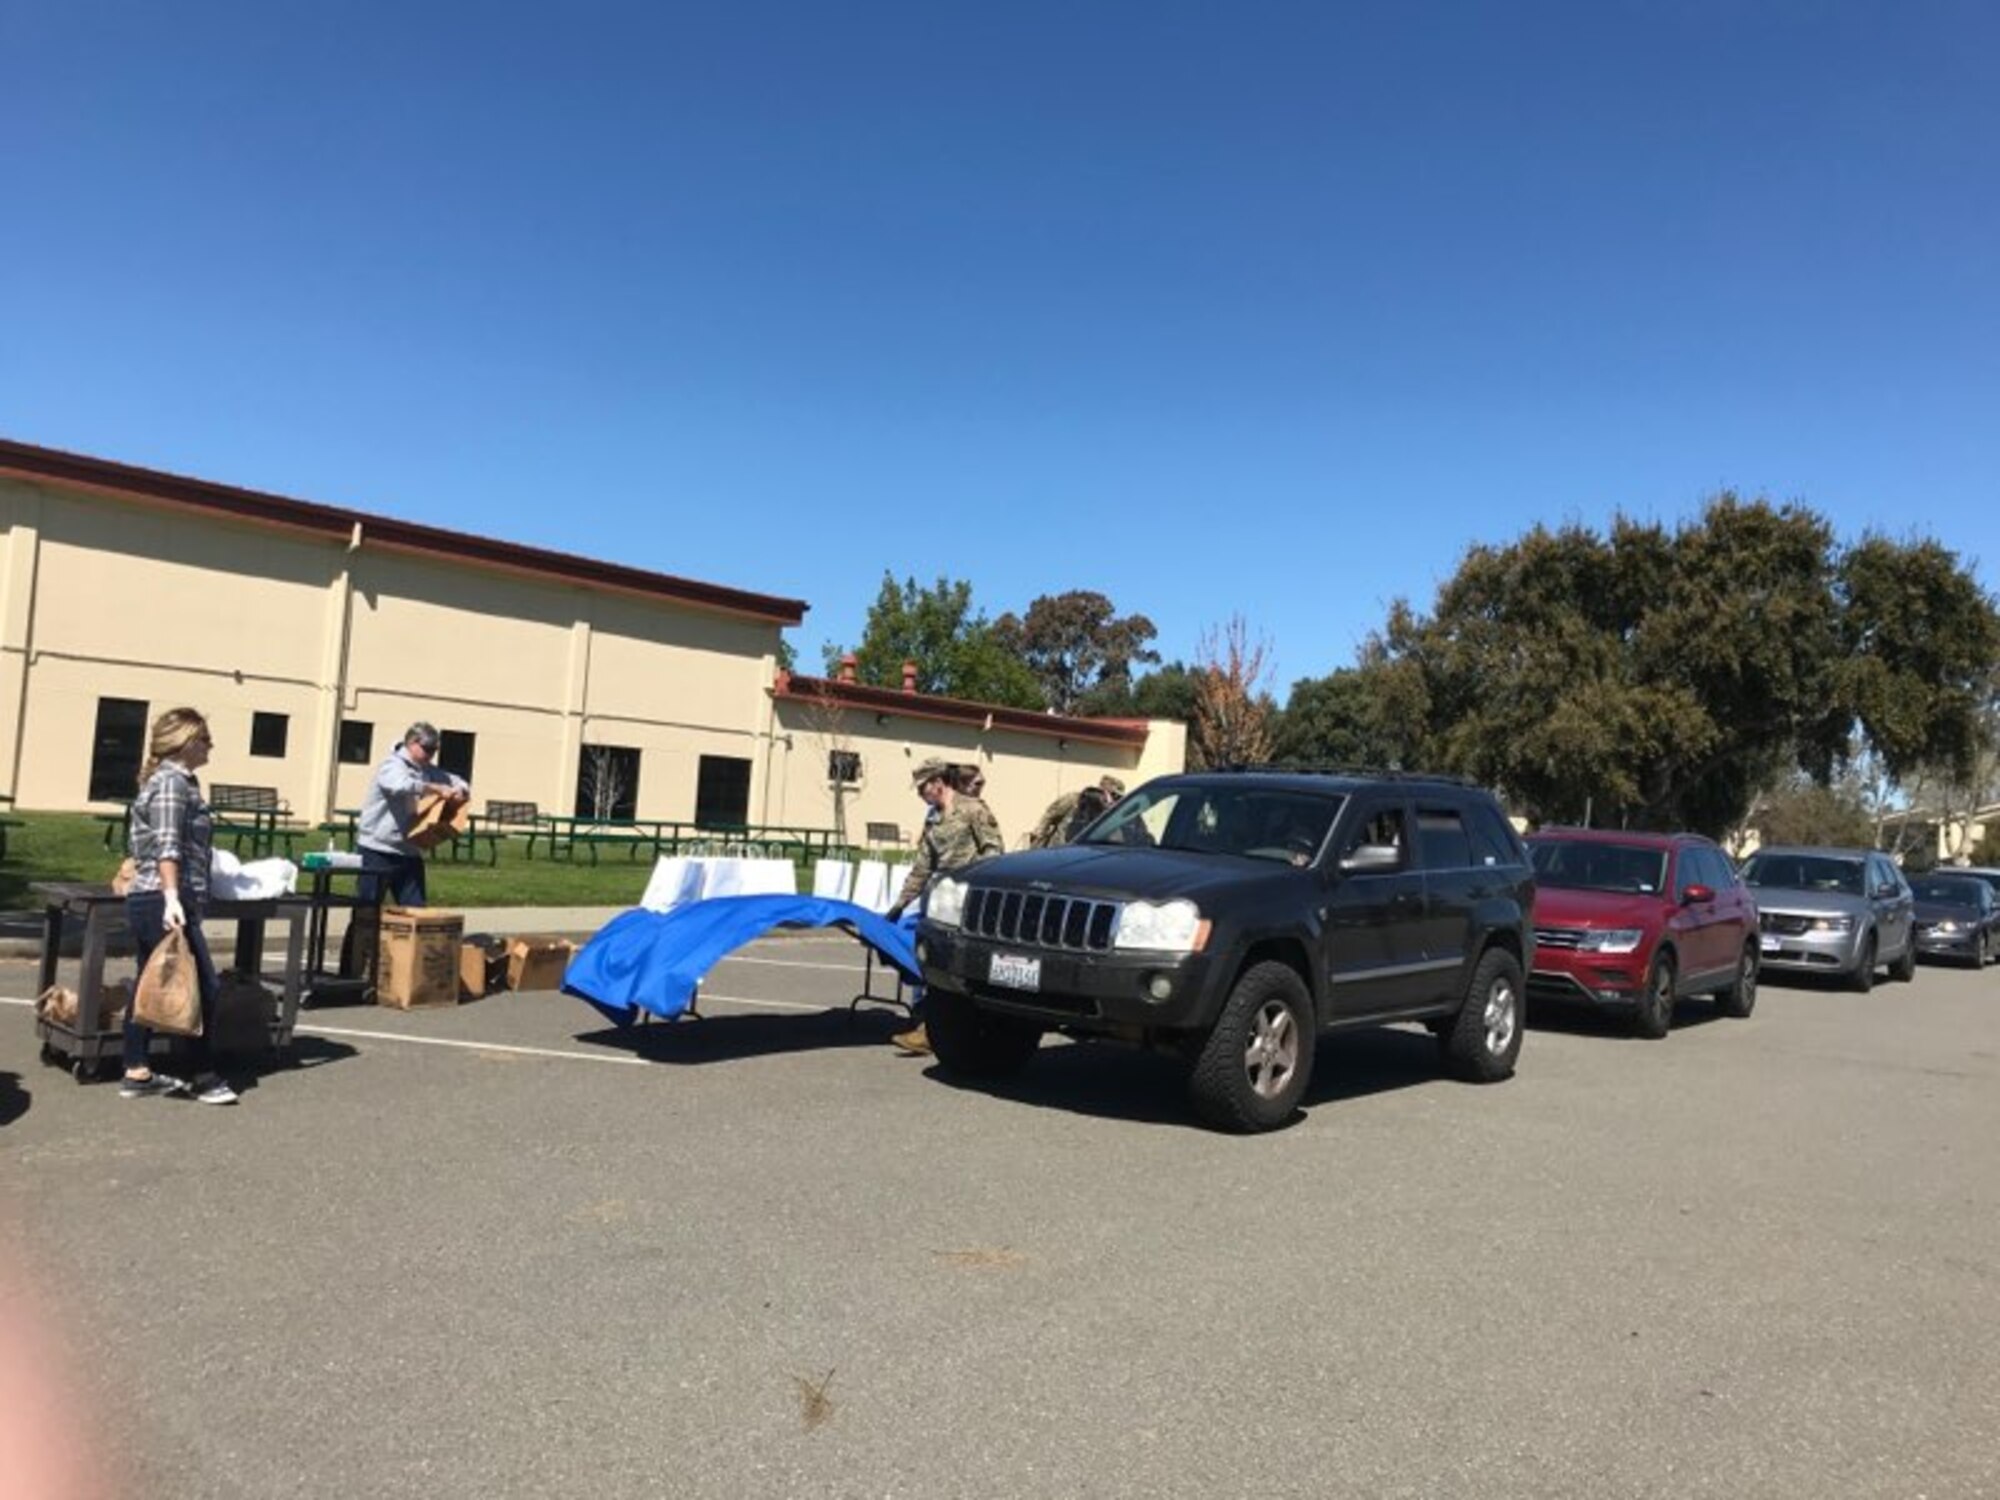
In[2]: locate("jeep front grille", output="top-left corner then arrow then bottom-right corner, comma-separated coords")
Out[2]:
963,887 -> 1119,951
1533,926 -> 1588,950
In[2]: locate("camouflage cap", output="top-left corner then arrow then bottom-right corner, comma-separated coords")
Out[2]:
912,757 -> 952,786
1099,775 -> 1127,796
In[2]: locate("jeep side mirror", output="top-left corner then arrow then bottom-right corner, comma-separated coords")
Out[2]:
1682,882 -> 1715,905
1339,844 -> 1401,874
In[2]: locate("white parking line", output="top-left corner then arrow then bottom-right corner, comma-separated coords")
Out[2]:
712,955 -> 868,974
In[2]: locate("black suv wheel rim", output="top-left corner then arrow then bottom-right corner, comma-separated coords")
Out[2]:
1484,977 -> 1518,1056
1244,1000 -> 1299,1099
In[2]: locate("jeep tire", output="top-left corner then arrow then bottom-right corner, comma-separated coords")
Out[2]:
1188,961 -> 1315,1133
1443,947 -> 1524,1081
925,988 -> 1043,1079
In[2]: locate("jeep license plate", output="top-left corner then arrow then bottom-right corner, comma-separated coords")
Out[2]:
988,953 -> 1042,991
1759,934 -> 1781,953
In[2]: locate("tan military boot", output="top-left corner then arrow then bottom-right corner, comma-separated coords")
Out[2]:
891,1022 -> 931,1056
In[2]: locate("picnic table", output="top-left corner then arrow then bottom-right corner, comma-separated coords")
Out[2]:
533,816 -> 843,866
0,793 -> 22,861
315,807 -> 362,851
209,784 -> 307,859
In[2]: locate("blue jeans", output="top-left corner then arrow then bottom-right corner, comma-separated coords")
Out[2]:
123,892 -> 219,1072
357,848 -> 427,908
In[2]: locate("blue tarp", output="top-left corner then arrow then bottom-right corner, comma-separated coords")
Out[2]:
562,894 -> 922,1025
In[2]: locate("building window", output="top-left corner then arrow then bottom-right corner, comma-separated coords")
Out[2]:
250,712 -> 289,759
576,744 -> 640,821
828,749 -> 862,784
338,720 -> 374,765
88,697 -> 149,802
695,755 -> 752,828
438,730 -> 476,784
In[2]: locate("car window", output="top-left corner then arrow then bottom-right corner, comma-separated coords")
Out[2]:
1868,856 -> 1904,897
1911,876 -> 1983,907
1695,848 -> 1733,890
1081,783 -> 1345,866
1741,853 -> 1865,896
1466,802 -> 1521,867
1415,806 -> 1473,871
1530,840 -> 1668,895
1340,802 -> 1409,872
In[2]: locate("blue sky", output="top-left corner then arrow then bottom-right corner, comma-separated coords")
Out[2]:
4,2 -> 1994,693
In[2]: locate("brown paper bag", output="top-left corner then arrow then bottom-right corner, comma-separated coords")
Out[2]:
407,790 -> 472,852
133,928 -> 202,1036
35,986 -> 78,1026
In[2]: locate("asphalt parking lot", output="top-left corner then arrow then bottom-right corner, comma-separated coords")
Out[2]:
3,941 -> 1997,1500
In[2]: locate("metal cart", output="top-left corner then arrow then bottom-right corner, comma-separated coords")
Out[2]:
30,882 -> 310,1082
299,861 -> 381,1006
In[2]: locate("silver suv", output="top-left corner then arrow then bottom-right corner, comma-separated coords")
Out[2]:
1738,846 -> 1917,991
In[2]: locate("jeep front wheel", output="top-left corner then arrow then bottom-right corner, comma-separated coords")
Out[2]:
1188,961 -> 1315,1133
1443,948 -> 1523,1082
925,988 -> 1043,1078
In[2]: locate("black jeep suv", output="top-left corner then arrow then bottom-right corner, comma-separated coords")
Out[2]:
915,770 -> 1535,1132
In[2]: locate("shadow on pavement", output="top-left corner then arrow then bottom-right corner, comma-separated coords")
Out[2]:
923,1023 -> 1459,1131
572,1006 -> 908,1064
1526,998 -> 1730,1038
0,1070 -> 26,1127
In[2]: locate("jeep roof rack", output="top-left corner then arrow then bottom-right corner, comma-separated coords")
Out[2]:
1214,762 -> 1481,787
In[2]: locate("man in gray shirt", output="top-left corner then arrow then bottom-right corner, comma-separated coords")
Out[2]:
357,721 -> 471,908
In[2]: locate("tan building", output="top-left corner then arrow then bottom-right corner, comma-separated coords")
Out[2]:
0,439 -> 1182,835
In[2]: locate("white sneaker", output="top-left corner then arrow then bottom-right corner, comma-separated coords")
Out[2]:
192,1077 -> 239,1106
118,1072 -> 188,1099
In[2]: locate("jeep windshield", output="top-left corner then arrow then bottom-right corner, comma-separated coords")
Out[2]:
1076,783 -> 1345,866
1529,840 -> 1669,895
1740,853 -> 1865,896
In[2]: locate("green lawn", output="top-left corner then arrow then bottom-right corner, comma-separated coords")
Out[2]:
0,812 -> 826,911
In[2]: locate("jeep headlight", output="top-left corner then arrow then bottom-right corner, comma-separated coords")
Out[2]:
1114,899 -> 1209,953
926,876 -> 968,929
1810,915 -> 1855,934
1932,919 -> 1961,935
1577,928 -> 1645,954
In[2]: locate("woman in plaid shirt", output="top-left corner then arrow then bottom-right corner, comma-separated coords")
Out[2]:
121,707 -> 236,1105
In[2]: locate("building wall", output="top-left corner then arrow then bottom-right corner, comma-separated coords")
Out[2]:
1,471 -> 1179,832
765,699 -> 1187,849
0,475 -> 782,818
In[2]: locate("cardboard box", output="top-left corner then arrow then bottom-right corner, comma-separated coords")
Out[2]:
459,934 -> 510,1000
378,907 -> 465,1009
407,790 -> 473,851
506,935 -> 577,993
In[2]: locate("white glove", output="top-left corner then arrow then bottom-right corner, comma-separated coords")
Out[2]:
162,891 -> 186,930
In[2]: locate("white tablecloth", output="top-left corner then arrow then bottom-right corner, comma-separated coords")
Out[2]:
639,856 -> 801,913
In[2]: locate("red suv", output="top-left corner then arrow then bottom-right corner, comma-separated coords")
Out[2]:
1525,829 -> 1760,1038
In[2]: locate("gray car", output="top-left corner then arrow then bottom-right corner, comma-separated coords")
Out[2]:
1738,845 -> 1917,991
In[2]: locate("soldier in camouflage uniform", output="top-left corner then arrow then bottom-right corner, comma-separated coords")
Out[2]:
887,758 -> 1004,1054
951,763 -> 1006,854
1028,775 -> 1127,850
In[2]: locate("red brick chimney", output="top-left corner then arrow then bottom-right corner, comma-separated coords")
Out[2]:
838,653 -> 858,684
901,659 -> 918,693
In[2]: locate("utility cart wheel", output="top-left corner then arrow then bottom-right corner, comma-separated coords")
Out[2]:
72,1059 -> 93,1084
